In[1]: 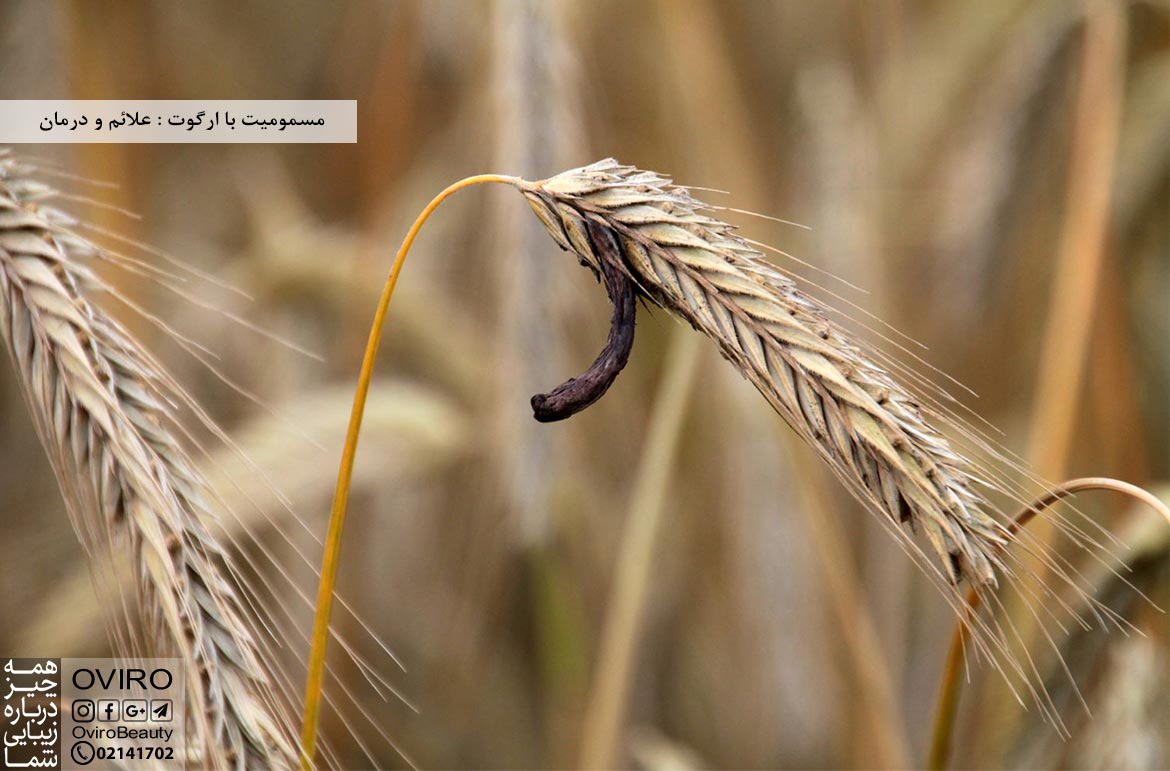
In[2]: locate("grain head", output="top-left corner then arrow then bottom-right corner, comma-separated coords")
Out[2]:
519,159 -> 1012,590
0,151 -> 296,770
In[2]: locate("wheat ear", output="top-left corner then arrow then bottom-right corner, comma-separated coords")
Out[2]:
300,160 -> 1114,761
299,162 -> 1022,761
0,153 -> 296,770
520,158 -> 1011,591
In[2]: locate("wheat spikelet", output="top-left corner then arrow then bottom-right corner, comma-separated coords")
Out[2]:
519,158 -> 1012,592
0,152 -> 296,770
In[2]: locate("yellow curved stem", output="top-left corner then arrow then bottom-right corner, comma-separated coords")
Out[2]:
299,173 -> 517,769
927,478 -> 1170,770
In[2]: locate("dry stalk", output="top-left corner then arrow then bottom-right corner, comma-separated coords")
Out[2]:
0,152 -> 296,770
578,330 -> 700,770
927,478 -> 1170,770
1020,0 -> 1126,630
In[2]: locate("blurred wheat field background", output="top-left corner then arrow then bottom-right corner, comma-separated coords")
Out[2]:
1,1 -> 1167,769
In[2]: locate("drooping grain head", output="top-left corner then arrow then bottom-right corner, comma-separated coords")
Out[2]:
0,152 -> 296,770
518,158 -> 1011,591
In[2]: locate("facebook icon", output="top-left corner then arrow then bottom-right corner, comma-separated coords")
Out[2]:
98,699 -> 120,722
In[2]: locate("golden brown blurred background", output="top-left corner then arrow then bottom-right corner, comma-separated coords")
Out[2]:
1,1 -> 1167,769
